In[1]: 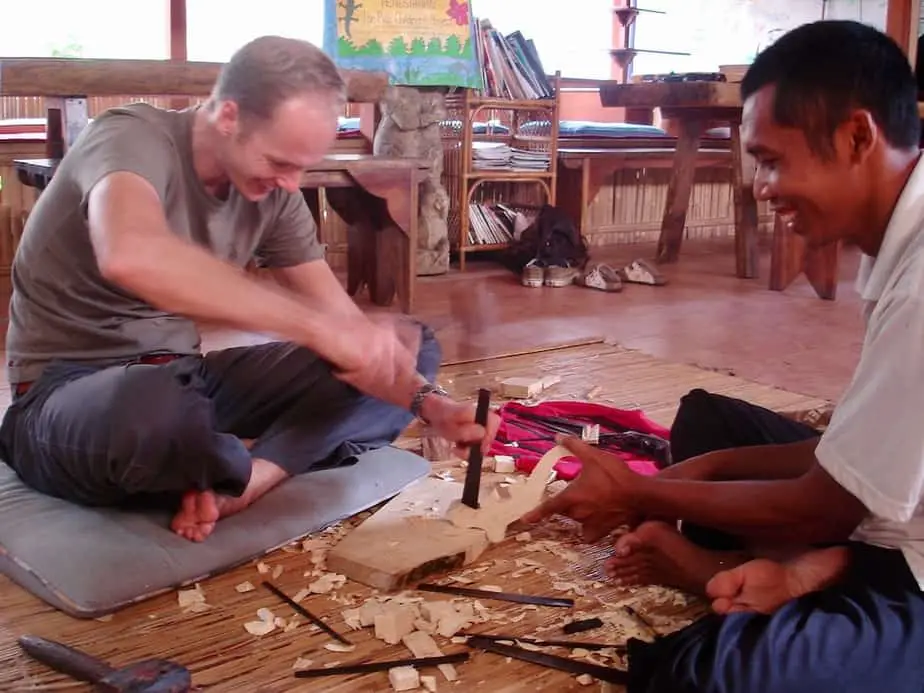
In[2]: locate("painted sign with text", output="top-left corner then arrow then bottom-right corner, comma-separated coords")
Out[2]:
323,0 -> 482,88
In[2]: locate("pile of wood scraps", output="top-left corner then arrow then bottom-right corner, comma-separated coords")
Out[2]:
171,445 -> 702,691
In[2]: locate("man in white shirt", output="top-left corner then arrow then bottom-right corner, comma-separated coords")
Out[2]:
524,20 -> 924,692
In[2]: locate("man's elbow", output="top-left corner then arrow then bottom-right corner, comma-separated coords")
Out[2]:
92,232 -> 153,289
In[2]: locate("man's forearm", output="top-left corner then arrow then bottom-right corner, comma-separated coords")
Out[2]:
105,234 -> 426,408
658,437 -> 820,482
632,466 -> 859,545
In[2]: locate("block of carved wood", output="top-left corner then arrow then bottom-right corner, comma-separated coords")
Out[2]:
326,478 -> 490,590
446,446 -> 568,543
499,376 -> 545,399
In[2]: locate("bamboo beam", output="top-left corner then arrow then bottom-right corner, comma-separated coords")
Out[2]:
886,0 -> 921,65
0,58 -> 389,103
168,0 -> 188,61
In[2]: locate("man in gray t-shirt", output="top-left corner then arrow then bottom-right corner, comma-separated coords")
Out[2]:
0,36 -> 498,542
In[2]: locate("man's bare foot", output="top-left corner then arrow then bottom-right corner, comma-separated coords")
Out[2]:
606,521 -> 748,595
706,546 -> 851,615
170,458 -> 289,542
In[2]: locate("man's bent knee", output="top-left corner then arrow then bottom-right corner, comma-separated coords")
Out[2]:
417,324 -> 441,382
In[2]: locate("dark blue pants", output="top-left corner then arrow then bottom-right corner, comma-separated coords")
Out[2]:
627,389 -> 924,693
0,325 -> 440,507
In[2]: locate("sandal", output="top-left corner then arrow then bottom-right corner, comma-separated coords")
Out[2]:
619,258 -> 668,286
574,264 -> 623,292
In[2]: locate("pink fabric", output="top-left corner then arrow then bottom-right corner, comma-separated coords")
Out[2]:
490,400 -> 670,481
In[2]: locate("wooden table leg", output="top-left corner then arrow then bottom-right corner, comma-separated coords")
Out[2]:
769,214 -> 839,300
730,121 -> 759,279
657,119 -> 706,263
557,158 -> 609,238
347,166 -> 418,314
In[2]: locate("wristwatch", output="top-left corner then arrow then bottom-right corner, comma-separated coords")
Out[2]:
411,381 -> 449,423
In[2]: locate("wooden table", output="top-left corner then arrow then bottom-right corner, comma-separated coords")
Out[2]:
557,146 -> 733,239
599,81 -> 838,299
15,155 -> 428,313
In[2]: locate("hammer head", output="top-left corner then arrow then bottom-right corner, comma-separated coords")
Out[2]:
98,659 -> 191,693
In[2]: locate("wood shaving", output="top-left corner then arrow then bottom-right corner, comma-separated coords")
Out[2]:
324,642 -> 356,653
256,561 -> 271,574
271,565 -> 284,579
292,588 -> 310,603
576,673 -> 594,685
309,572 -> 347,594
243,620 -> 276,636
292,657 -> 314,669
256,607 -> 275,623
515,531 -> 532,542
235,581 -> 256,593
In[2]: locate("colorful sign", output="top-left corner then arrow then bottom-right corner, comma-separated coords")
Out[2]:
323,0 -> 482,88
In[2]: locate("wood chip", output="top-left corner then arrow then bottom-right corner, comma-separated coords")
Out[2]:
177,585 -> 206,609
271,565 -> 284,579
244,620 -> 276,636
292,657 -> 314,669
235,581 -> 256,593
324,642 -> 356,653
256,561 -> 270,574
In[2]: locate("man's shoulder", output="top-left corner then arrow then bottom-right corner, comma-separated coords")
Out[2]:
78,103 -> 187,150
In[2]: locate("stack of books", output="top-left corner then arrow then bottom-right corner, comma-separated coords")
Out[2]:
467,202 -> 525,245
510,148 -> 550,171
474,19 -> 554,100
472,141 -> 512,170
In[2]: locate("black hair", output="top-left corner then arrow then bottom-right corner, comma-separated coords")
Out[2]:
742,20 -> 921,156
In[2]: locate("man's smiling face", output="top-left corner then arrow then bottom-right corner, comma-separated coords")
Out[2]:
741,84 -> 871,249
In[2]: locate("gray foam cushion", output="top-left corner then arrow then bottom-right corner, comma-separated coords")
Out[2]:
0,447 -> 428,619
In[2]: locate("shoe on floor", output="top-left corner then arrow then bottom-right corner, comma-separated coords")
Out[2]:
575,264 -> 623,292
545,263 -> 579,287
521,258 -> 546,288
619,258 -> 668,285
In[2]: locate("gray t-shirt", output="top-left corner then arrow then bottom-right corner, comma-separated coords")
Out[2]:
7,103 -> 324,384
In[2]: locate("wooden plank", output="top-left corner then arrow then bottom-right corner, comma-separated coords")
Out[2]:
326,478 -> 490,591
886,0 -> 921,64
0,58 -> 389,103
599,81 -> 741,109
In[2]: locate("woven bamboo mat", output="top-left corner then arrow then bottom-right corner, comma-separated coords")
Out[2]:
0,340 -> 830,692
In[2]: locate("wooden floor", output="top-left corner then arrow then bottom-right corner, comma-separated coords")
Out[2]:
0,341 -> 829,692
0,239 -> 862,691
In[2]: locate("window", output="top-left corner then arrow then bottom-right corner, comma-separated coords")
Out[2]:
186,0 -> 326,62
630,0 -> 886,77
0,0 -> 169,59
471,0 -> 614,79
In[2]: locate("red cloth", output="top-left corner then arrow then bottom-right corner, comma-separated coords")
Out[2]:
490,400 -> 670,481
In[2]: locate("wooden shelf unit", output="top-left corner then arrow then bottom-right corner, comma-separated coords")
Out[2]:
442,74 -> 561,271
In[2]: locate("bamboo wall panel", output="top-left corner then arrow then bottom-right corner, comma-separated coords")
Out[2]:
580,167 -> 771,247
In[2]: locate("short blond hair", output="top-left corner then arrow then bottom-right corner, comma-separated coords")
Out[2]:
212,36 -> 346,122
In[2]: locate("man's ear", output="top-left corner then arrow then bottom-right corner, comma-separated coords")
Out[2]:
213,100 -> 241,139
844,110 -> 877,164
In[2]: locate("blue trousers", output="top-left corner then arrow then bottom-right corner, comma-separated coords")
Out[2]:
0,325 -> 440,507
627,390 -> 924,693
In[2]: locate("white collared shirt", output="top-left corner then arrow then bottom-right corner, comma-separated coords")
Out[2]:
815,154 -> 924,588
